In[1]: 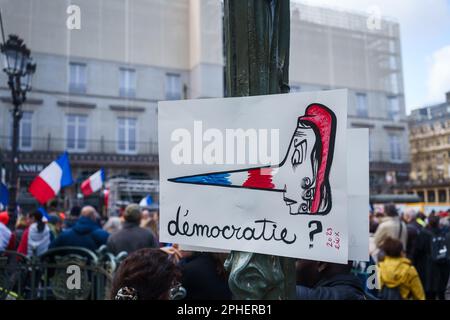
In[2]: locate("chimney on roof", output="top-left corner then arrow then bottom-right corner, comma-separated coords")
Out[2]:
447,91 -> 450,103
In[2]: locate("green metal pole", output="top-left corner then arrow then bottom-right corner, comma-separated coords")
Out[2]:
223,0 -> 296,300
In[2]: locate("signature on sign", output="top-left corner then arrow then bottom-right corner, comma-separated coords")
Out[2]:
326,227 -> 341,250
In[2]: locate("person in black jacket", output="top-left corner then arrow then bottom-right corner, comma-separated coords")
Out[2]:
50,206 -> 109,251
403,209 -> 422,260
296,259 -> 376,300
179,252 -> 232,300
107,204 -> 157,255
413,215 -> 450,300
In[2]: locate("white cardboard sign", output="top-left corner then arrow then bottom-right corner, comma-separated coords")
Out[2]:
347,129 -> 370,261
180,129 -> 370,262
159,90 -> 349,263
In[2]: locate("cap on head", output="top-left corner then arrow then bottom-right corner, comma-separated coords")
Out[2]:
124,204 -> 141,223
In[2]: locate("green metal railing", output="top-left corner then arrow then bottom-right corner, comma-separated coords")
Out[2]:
0,246 -> 127,300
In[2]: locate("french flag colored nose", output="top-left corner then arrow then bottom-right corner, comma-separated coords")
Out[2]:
168,167 -> 285,192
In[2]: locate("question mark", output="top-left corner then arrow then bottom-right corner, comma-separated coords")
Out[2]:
308,220 -> 322,249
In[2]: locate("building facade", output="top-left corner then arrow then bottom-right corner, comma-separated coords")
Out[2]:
408,92 -> 450,203
0,0 -> 409,210
290,3 -> 410,194
0,0 -> 223,208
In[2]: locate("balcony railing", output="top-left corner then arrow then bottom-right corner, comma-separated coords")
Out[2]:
410,144 -> 450,154
0,136 -> 410,167
0,136 -> 158,156
369,151 -> 410,164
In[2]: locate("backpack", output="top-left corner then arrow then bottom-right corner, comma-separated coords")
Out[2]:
430,234 -> 448,263
380,286 -> 403,300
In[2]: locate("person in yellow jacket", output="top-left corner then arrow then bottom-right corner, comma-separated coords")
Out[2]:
377,237 -> 425,300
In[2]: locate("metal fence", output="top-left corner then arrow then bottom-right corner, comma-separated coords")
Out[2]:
0,246 -> 126,300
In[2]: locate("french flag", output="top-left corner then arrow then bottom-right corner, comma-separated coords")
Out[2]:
81,169 -> 105,197
38,207 -> 50,222
139,195 -> 153,207
0,182 -> 8,210
29,152 -> 73,204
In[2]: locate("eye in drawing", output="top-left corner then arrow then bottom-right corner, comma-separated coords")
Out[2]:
291,139 -> 307,168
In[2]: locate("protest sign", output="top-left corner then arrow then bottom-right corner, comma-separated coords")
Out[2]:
159,90 -> 349,263
179,129 -> 370,262
347,129 -> 370,261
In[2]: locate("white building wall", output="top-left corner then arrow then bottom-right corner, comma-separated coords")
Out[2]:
0,0 -> 223,161
289,2 -> 409,166
0,0 -> 408,190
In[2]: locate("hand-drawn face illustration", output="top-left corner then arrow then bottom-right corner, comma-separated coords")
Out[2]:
168,103 -> 337,216
276,124 -> 317,214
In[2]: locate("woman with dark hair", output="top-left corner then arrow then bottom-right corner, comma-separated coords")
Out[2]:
17,210 -> 52,257
377,237 -> 424,300
111,248 -> 182,300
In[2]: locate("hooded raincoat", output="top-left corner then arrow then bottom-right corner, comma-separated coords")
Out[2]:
378,256 -> 425,300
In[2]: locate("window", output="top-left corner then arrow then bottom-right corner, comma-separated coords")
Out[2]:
389,40 -> 396,53
20,112 -> 33,150
427,190 -> 436,203
10,111 -> 33,151
389,55 -> 397,70
69,62 -> 87,93
439,190 -> 447,202
66,114 -> 88,151
387,96 -> 400,120
356,93 -> 368,117
389,74 -> 399,93
389,135 -> 402,161
165,73 -> 181,100
417,191 -> 424,201
117,117 -> 137,153
119,68 -> 136,97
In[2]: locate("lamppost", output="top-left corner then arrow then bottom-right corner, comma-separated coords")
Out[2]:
1,34 -> 36,229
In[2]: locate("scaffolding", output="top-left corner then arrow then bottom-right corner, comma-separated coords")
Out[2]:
106,178 -> 159,216
290,1 -> 403,96
291,1 -> 399,37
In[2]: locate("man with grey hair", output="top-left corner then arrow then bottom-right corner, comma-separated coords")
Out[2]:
50,205 -> 109,251
80,205 -> 97,220
107,204 -> 157,255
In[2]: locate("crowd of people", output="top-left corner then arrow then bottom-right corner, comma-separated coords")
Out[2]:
0,203 -> 232,300
369,204 -> 450,300
0,202 -> 449,300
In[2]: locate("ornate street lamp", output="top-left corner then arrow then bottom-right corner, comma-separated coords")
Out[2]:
1,34 -> 36,229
